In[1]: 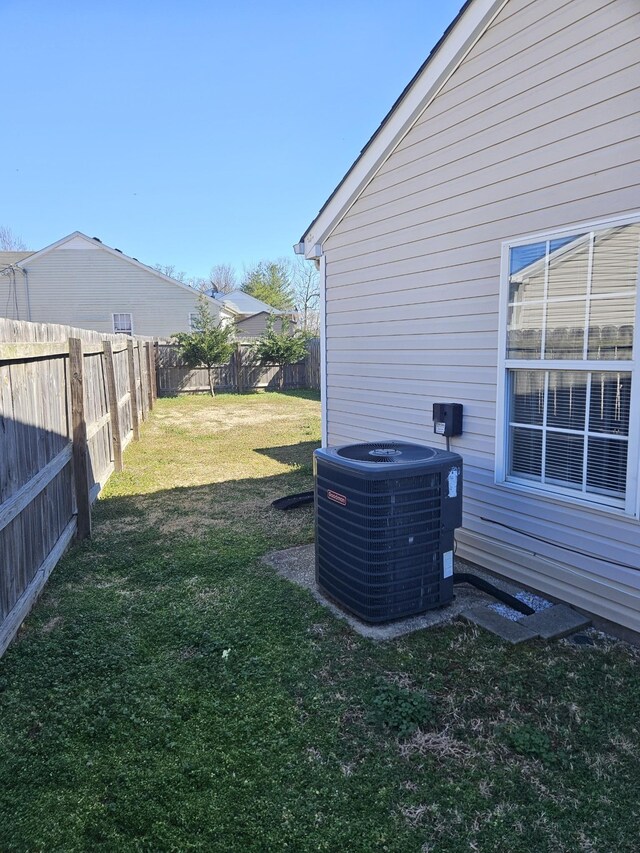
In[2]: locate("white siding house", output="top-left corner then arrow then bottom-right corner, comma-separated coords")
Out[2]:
0,232 -> 229,338
298,0 -> 640,634
236,311 -> 289,337
214,290 -> 295,338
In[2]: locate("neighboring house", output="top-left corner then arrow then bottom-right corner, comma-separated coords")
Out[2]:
0,231 -> 231,337
297,0 -> 640,634
213,290 -> 295,337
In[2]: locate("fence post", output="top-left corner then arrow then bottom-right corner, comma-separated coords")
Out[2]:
145,342 -> 154,411
69,338 -> 91,540
235,343 -> 244,394
127,339 -> 140,441
138,343 -> 148,421
103,341 -> 123,473
152,340 -> 159,400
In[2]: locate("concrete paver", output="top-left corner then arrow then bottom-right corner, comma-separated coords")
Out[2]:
519,604 -> 591,639
461,605 -> 540,645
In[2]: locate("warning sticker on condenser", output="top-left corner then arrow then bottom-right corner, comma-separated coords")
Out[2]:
447,466 -> 460,498
327,490 -> 347,506
443,550 -> 453,578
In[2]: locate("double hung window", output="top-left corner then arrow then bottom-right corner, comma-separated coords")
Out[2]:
498,216 -> 640,513
113,312 -> 133,335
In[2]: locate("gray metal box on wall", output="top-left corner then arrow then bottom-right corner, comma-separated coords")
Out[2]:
314,442 -> 462,623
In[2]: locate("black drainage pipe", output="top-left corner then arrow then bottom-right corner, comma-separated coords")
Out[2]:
453,572 -> 535,616
271,491 -> 314,511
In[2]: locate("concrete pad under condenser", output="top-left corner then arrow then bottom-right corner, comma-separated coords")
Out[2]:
261,544 -> 535,641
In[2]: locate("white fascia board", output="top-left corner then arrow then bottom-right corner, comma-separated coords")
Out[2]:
318,253 -> 328,446
302,0 -> 506,257
18,230 -> 223,312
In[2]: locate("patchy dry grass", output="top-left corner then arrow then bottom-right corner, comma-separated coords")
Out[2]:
1,390 -> 639,852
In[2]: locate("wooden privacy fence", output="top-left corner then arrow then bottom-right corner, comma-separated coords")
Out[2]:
0,318 -> 157,656
157,338 -> 321,395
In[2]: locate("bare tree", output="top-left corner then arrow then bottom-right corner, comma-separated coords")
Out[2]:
0,226 -> 27,251
209,263 -> 238,294
154,262 -> 208,293
153,262 -> 187,283
189,276 -> 210,293
290,256 -> 320,334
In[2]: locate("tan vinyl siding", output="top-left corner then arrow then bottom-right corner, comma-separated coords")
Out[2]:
236,313 -> 292,338
236,312 -> 276,337
17,244 -> 221,337
322,0 -> 640,631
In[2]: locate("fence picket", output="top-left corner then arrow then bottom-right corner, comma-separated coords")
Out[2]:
155,339 -> 320,395
0,317 -> 151,657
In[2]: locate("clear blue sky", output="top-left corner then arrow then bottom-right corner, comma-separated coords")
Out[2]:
2,0 -> 462,280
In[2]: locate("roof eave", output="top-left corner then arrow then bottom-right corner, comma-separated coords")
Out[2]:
17,231 -> 223,311
299,0 -> 506,259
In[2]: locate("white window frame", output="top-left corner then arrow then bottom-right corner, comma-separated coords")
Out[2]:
188,312 -> 199,331
112,312 -> 133,335
495,211 -> 640,518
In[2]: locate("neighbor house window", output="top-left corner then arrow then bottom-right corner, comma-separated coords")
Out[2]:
113,313 -> 133,335
498,215 -> 640,513
189,312 -> 200,331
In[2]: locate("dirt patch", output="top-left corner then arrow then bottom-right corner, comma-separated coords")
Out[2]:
154,408 -> 298,434
99,491 -> 311,541
41,616 -> 63,634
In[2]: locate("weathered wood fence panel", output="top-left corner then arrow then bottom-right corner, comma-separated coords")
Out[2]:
156,338 -> 320,395
0,318 -> 155,657
305,338 -> 320,391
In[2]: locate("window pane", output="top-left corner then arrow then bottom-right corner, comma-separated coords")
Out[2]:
544,299 -> 585,359
504,221 -> 638,507
509,242 -> 547,277
545,432 -> 584,489
588,296 -> 634,360
507,302 -> 543,359
586,437 -> 628,496
509,242 -> 547,304
591,223 -> 640,296
547,236 -> 590,299
510,370 -> 544,425
113,313 -> 132,333
588,372 -> 631,435
549,234 -> 586,254
510,427 -> 542,479
546,371 -> 587,430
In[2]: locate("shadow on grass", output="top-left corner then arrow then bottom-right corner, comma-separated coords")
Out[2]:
254,440 -> 319,469
264,387 -> 321,402
88,439 -> 319,578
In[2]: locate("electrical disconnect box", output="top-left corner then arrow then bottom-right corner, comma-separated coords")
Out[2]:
433,403 -> 463,437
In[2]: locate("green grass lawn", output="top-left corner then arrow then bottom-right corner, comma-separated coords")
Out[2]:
1,390 -> 639,852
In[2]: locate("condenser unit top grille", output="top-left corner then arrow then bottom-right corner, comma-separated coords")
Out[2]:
336,441 -> 438,464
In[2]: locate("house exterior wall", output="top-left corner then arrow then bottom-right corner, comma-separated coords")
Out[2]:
0,267 -> 30,322
322,0 -> 640,631
235,312 -> 289,338
7,238 -> 221,337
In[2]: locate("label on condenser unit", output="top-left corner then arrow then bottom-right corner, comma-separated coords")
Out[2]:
447,466 -> 460,498
443,550 -> 454,578
327,489 -> 347,506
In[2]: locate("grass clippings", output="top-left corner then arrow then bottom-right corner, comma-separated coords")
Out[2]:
1,390 -> 639,852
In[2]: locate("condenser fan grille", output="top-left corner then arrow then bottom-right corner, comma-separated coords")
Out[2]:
337,441 -> 438,463
314,442 -> 462,624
